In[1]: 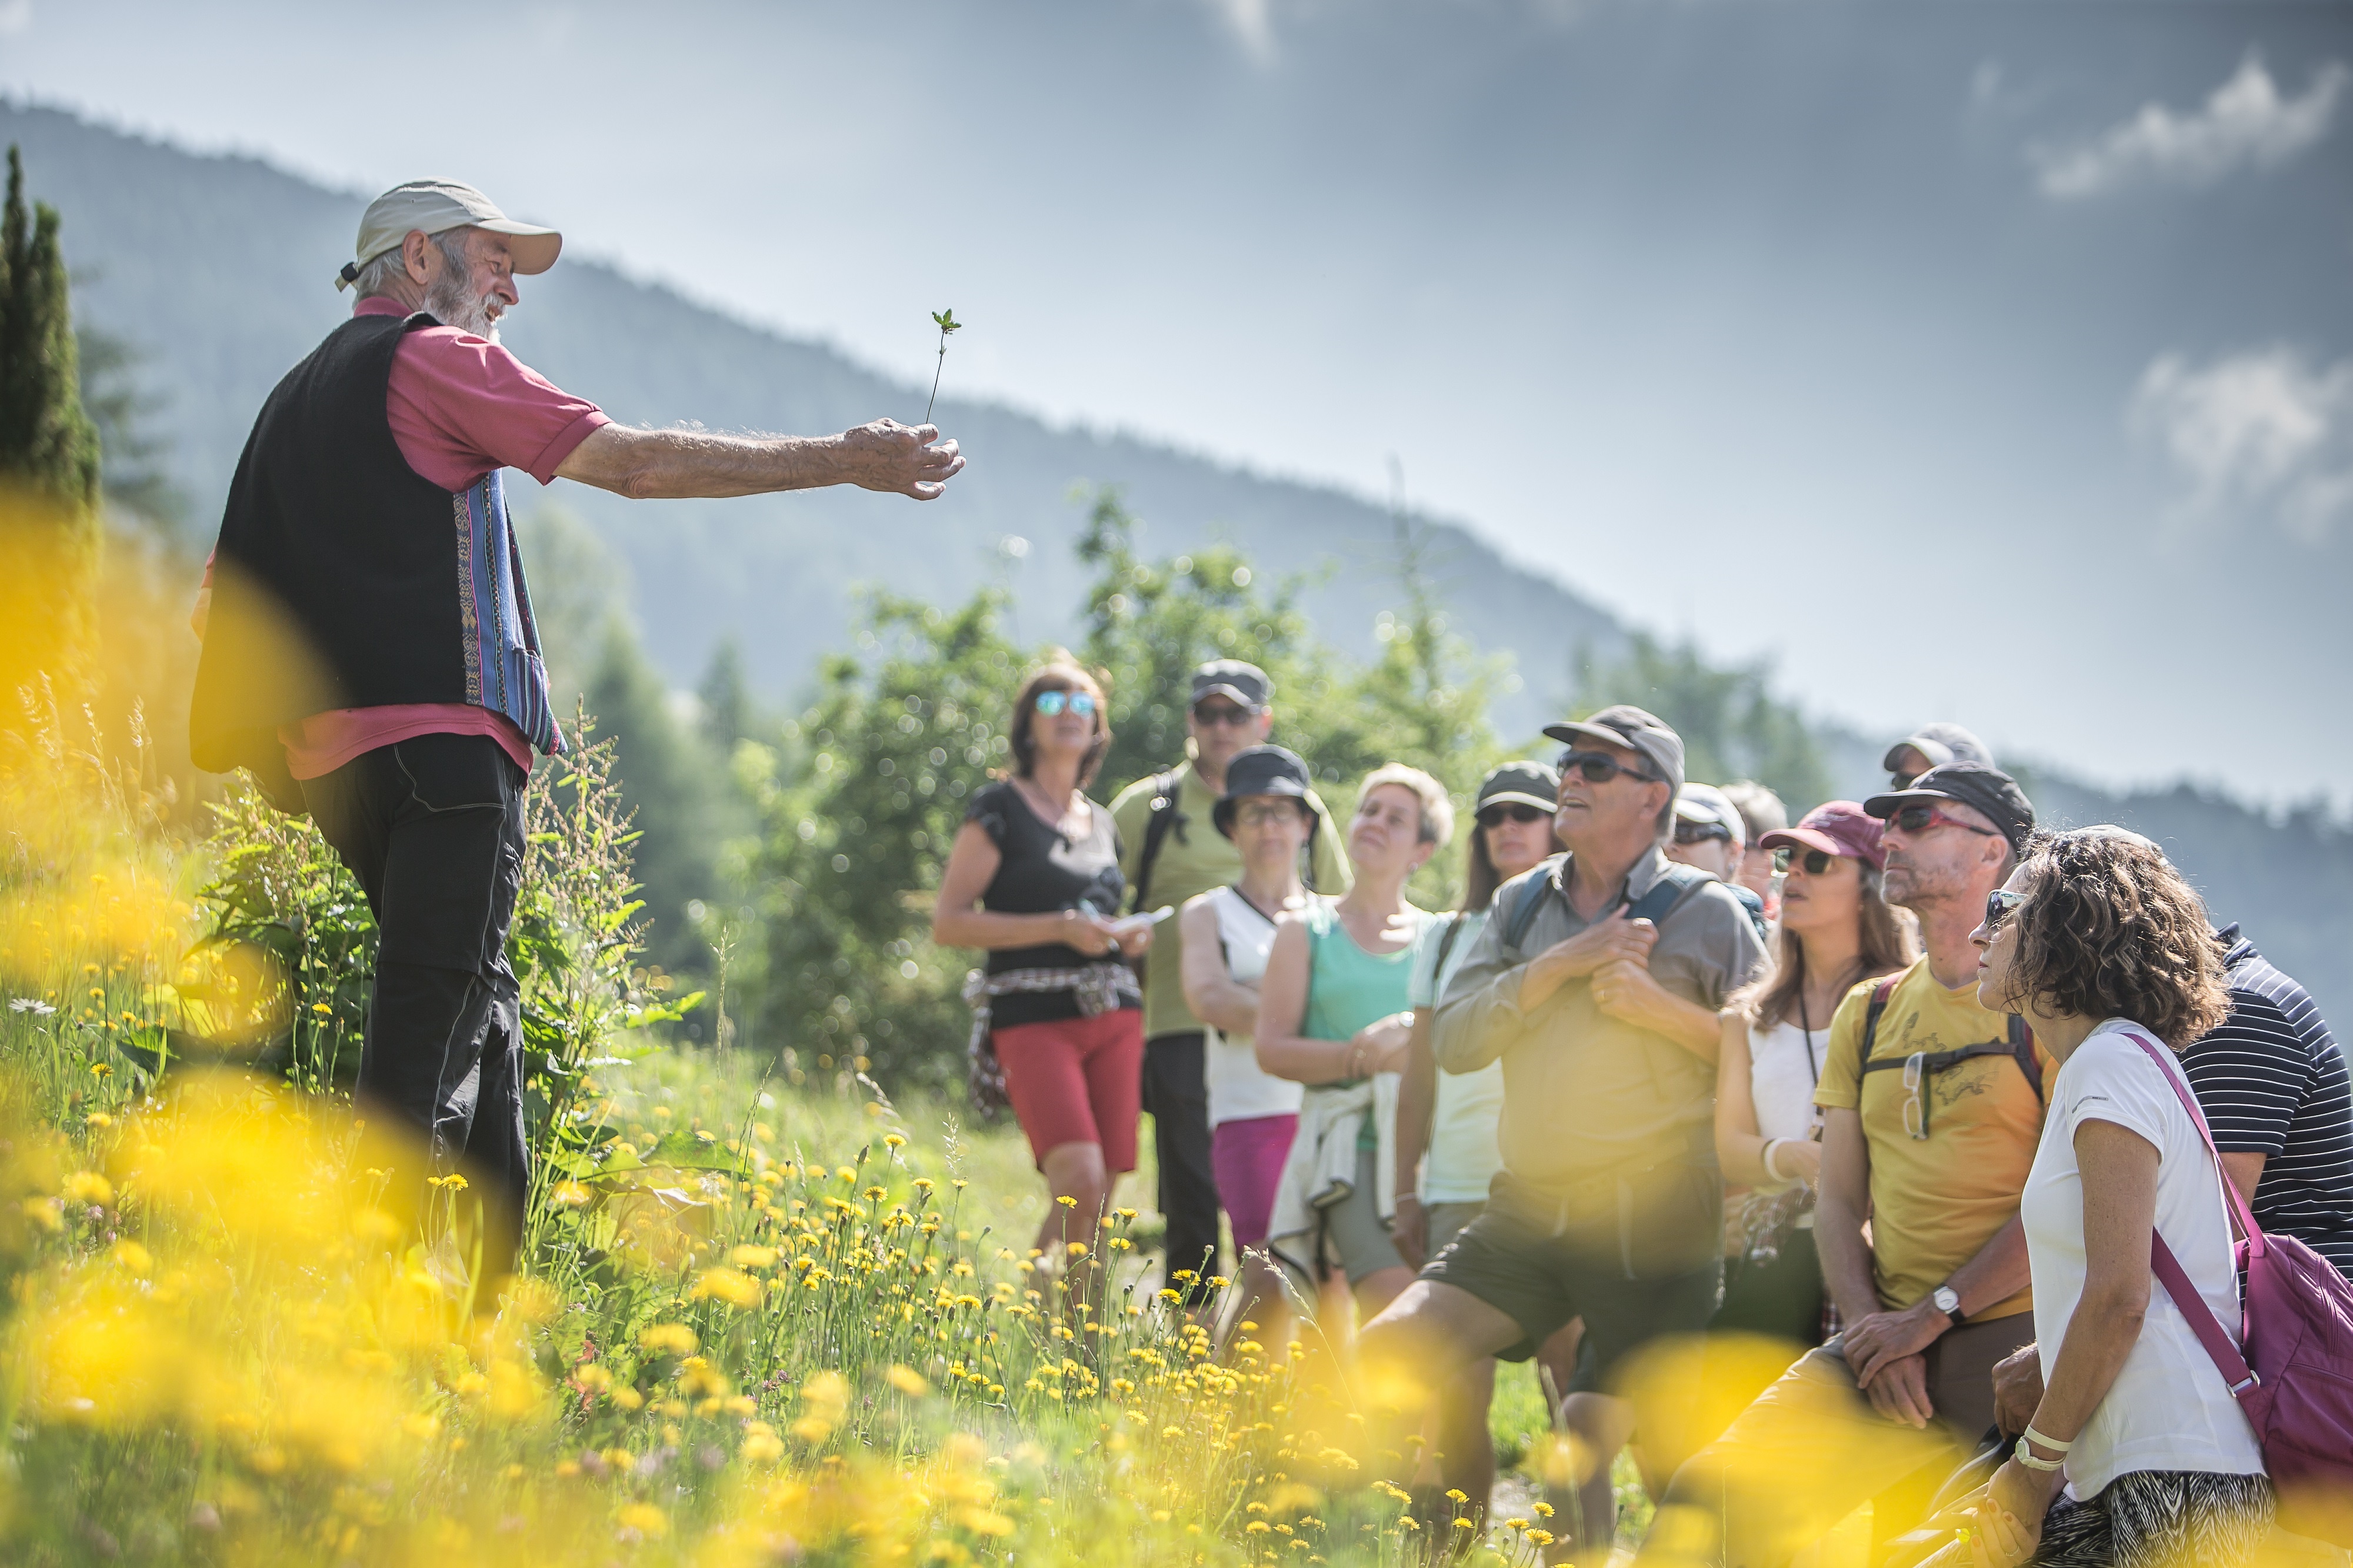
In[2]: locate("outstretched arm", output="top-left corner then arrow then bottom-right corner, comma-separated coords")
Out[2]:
556,418 -> 965,501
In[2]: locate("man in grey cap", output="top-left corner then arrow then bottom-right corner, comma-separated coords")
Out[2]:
189,178 -> 964,1283
1884,722 -> 1993,791
1109,660 -> 1352,1295
1355,705 -> 1768,1554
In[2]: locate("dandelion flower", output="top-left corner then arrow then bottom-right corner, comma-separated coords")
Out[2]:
886,1365 -> 931,1397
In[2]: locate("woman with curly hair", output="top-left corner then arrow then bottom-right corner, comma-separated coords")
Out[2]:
1965,827 -> 2269,1568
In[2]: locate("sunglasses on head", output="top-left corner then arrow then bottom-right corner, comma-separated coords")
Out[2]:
1557,750 -> 1658,786
1773,846 -> 1835,875
1984,887 -> 2025,933
1476,802 -> 1552,829
1191,700 -> 1258,727
1673,820 -> 1732,846
1889,802 -> 1999,838
1032,689 -> 1096,718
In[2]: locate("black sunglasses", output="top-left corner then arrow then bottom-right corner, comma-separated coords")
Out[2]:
1889,803 -> 2000,838
1673,821 -> 1732,846
1477,802 -> 1552,829
1985,888 -> 2025,933
1773,846 -> 1835,876
1191,701 -> 1259,727
1557,750 -> 1658,786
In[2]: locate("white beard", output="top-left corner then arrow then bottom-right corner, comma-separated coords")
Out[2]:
424,273 -> 503,342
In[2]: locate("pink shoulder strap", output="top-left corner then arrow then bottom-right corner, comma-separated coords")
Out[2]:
2119,1029 -> 2262,1395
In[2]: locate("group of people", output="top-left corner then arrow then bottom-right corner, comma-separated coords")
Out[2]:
200,178 -> 2353,1568
931,662 -> 2353,1568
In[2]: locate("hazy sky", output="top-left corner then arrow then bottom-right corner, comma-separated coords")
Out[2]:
5,0 -> 2352,804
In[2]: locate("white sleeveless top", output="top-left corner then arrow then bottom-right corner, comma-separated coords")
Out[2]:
1748,1016 -> 1825,1195
1204,887 -> 1307,1126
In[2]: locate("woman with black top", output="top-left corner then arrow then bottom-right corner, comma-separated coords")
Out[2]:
934,659 -> 1151,1271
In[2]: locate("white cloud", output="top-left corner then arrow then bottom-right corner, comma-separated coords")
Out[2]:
1201,0 -> 1277,65
0,0 -> 32,37
2034,52 -> 2347,199
2131,346 -> 2353,543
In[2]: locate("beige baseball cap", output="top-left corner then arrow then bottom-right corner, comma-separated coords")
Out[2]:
336,179 -> 562,291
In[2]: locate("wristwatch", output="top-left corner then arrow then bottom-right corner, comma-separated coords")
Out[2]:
1931,1284 -> 1962,1320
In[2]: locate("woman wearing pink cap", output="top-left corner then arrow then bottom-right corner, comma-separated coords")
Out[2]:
1712,801 -> 1917,1345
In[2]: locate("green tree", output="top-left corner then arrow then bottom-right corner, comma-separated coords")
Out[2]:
585,620 -> 742,986
0,145 -> 102,712
741,588 -> 1021,1090
1568,631 -> 1832,812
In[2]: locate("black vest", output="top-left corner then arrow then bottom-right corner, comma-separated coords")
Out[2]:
189,312 -> 558,803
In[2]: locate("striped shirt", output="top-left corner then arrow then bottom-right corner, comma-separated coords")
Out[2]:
2179,928 -> 2353,1277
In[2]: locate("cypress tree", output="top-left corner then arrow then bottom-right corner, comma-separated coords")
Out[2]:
0,145 -> 101,506
0,144 -> 103,713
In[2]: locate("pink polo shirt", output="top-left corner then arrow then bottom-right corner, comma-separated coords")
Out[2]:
199,298 -> 610,780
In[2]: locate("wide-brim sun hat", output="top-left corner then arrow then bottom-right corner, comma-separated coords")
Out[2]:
1212,745 -> 1317,838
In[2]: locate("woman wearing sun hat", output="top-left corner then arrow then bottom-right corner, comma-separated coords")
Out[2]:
1712,800 -> 1917,1345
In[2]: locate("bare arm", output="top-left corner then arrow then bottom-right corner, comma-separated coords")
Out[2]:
1254,918 -> 1358,1085
930,820 -> 1118,955
1177,897 -> 1259,1037
1390,1006 -> 1440,1267
555,418 -> 965,501
2220,1150 -> 2265,1203
1978,1119 -> 2165,1564
1814,1107 -> 1881,1326
1715,1015 -> 1774,1186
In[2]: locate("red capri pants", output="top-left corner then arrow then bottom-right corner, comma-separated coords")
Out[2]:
991,1008 -> 1144,1172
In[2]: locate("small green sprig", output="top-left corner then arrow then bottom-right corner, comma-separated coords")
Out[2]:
924,308 -> 962,425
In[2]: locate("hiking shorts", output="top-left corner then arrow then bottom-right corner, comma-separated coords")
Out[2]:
1419,1166 -> 1722,1379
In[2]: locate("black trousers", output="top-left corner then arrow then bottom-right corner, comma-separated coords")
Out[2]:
300,733 -> 530,1276
1141,1030 -> 1223,1287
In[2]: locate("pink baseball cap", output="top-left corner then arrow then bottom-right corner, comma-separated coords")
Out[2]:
1758,800 -> 1886,870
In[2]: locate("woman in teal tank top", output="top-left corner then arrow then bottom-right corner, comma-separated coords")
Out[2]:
1255,764 -> 1453,1326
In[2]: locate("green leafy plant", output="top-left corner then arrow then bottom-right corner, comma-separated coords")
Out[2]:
923,308 -> 961,425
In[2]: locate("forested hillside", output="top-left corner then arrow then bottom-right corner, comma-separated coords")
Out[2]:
18,98 -> 2352,1031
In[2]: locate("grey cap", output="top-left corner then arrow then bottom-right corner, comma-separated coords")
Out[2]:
1190,659 -> 1271,710
1882,722 -> 1993,778
1675,782 -> 1748,848
338,178 -> 562,291
1476,759 -> 1561,815
1542,704 -> 1687,799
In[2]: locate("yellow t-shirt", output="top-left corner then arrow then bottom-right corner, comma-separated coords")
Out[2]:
1814,958 -> 2054,1321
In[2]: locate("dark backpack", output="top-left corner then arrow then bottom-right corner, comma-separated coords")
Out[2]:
1852,973 -> 2042,1135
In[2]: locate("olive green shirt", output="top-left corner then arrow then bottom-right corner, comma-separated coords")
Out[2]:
1108,759 -> 1355,1041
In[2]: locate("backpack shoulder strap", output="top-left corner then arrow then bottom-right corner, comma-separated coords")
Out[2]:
1856,975 -> 1901,1078
1625,862 -> 1715,928
2008,1013 -> 2046,1104
1129,768 -> 1187,913
1500,860 -> 1564,953
1433,910 -> 1468,978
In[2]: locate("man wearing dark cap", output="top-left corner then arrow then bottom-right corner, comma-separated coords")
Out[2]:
1642,762 -> 2048,1567
1355,705 -> 1768,1558
1108,661 -> 1352,1291
188,178 -> 964,1283
1884,722 -> 1994,791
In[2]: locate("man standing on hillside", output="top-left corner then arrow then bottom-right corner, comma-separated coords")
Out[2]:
1357,705 -> 1768,1559
1642,762 -> 2045,1568
188,179 -> 964,1282
1109,662 -> 1352,1293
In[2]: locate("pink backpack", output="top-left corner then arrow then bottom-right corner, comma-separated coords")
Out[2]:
2125,1029 -> 2353,1544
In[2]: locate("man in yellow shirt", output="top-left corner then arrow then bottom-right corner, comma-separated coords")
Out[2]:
1642,762 -> 2044,1567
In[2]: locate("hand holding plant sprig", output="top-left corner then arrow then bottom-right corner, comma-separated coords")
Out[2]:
924,308 -> 961,425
